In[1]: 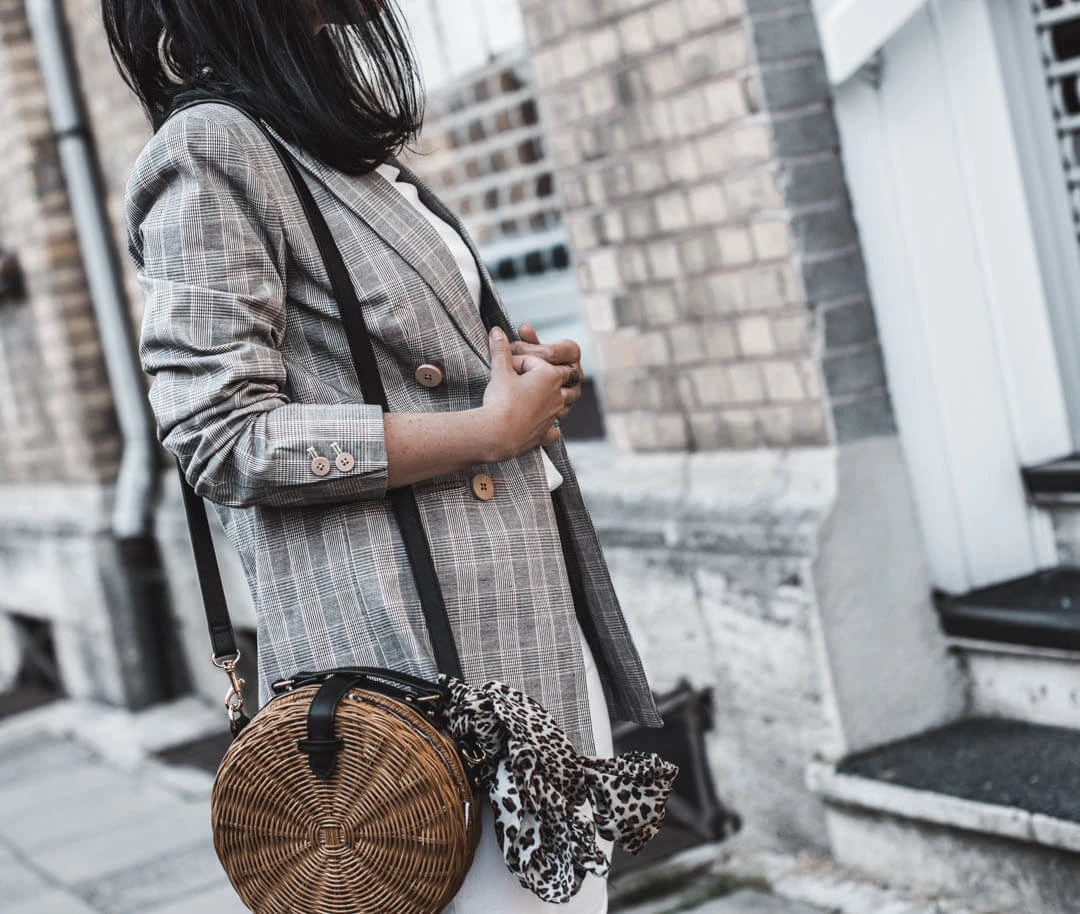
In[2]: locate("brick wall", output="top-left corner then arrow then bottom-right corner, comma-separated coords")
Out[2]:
517,0 -> 896,451
0,0 -> 121,485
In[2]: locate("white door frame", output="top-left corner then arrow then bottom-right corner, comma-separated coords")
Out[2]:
827,0 -> 1069,593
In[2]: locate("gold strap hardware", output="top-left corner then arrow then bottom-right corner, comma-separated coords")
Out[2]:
212,651 -> 247,723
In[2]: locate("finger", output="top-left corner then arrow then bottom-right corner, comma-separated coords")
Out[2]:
562,384 -> 582,407
518,322 -> 541,345
510,340 -> 541,357
488,326 -> 513,374
547,338 -> 582,366
512,355 -> 529,374
517,354 -> 555,375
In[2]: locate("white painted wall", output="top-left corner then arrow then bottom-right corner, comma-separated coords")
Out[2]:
829,0 -> 1070,592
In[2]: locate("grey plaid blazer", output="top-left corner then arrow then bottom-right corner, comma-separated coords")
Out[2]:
127,102 -> 661,752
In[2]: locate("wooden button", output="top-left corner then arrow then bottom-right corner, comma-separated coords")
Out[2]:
311,456 -> 331,477
471,473 -> 495,501
415,363 -> 444,388
335,451 -> 356,472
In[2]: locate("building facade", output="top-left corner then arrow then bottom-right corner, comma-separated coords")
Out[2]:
2,0 -> 1080,908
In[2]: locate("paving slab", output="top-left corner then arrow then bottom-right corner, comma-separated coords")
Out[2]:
77,839 -> 225,914
0,778 -> 185,853
0,856 -> 54,908
695,891 -> 825,914
32,802 -> 211,883
1,887 -> 99,914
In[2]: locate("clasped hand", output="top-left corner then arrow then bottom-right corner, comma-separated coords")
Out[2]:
481,324 -> 585,460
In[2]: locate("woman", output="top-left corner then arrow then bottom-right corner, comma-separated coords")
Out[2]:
106,1 -> 662,910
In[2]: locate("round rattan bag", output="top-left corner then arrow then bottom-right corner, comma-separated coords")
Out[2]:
211,676 -> 481,914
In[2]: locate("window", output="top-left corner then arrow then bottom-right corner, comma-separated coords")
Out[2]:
1032,0 -> 1080,244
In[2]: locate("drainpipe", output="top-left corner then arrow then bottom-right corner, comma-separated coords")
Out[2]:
26,0 -> 187,704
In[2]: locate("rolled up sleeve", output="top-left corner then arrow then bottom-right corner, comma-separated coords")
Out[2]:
128,109 -> 388,508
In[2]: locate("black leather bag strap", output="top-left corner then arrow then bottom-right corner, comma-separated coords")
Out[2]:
173,103 -> 464,681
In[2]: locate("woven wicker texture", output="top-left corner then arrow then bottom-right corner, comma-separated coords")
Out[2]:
212,685 -> 480,914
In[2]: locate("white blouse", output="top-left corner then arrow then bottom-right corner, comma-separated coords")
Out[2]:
374,162 -> 564,492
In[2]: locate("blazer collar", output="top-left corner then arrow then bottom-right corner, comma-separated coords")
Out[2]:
275,137 -> 495,367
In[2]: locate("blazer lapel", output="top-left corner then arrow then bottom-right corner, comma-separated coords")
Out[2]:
275,137 -> 493,367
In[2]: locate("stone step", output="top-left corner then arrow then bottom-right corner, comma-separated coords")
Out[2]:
807,717 -> 1080,914
950,636 -> 1080,729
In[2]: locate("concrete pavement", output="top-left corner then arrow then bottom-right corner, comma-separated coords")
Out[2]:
0,697 -> 1001,914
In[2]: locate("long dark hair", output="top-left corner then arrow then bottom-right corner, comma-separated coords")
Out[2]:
102,0 -> 424,174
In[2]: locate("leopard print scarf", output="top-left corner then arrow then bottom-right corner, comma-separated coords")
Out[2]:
439,678 -> 679,904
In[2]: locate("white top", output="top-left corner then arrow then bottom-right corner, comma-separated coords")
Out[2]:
374,162 -> 564,492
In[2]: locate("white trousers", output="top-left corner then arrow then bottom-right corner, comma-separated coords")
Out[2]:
442,624 -> 614,914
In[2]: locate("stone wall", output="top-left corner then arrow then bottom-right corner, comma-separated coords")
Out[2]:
517,0 -> 896,451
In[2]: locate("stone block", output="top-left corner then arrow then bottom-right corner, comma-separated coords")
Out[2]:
582,73 -> 619,117
780,156 -> 850,208
737,315 -> 776,356
791,402 -> 829,445
646,240 -> 681,279
771,109 -> 840,158
823,344 -> 887,397
586,247 -> 621,291
823,298 -> 879,350
640,286 -> 681,325
725,169 -> 785,216
588,28 -> 622,67
677,230 -> 721,274
763,359 -> 805,401
692,365 -> 736,407
790,205 -> 860,257
688,180 -> 728,224
731,122 -> 774,163
665,143 -> 703,183
801,251 -> 869,305
615,66 -> 649,106
743,265 -> 798,309
594,331 -> 639,371
704,77 -> 748,124
623,199 -> 657,240
758,404 -> 795,445
681,0 -> 742,28
703,321 -> 740,360
716,225 -> 755,266
618,11 -> 654,56
650,0 -> 687,44
831,392 -> 897,443
636,329 -> 673,367
771,311 -> 813,353
729,362 -> 766,402
655,189 -> 692,231
632,155 -> 669,194
684,273 -> 746,318
643,51 -> 682,95
559,38 -> 593,81
668,87 -> 711,138
758,58 -> 830,112
751,217 -> 792,260
750,11 -> 822,63
619,245 -> 651,284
